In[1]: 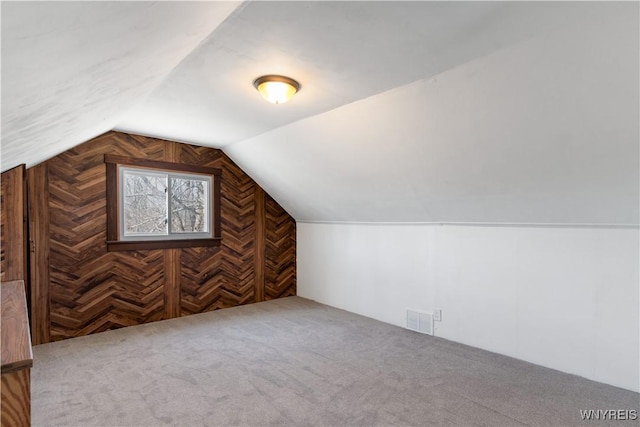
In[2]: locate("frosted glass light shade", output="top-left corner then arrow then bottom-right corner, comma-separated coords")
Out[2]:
253,75 -> 300,104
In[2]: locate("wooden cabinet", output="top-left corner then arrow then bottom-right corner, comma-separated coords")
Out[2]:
1,280 -> 33,426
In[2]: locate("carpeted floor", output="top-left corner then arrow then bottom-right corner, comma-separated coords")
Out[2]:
32,296 -> 638,426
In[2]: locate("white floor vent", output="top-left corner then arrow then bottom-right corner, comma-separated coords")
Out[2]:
406,309 -> 433,335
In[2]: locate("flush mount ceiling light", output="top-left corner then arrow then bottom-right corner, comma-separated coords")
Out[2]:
253,75 -> 300,104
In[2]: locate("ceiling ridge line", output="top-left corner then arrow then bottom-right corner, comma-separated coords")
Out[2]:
223,76 -> 433,151
113,1 -> 249,132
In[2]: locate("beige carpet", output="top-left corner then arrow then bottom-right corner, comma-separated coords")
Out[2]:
32,296 -> 638,426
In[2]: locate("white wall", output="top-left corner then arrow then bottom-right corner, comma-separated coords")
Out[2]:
298,222 -> 639,392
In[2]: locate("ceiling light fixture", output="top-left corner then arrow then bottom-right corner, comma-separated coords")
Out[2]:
253,75 -> 300,104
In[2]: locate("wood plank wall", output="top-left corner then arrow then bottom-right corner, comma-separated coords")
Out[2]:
265,193 -> 296,300
27,164 -> 50,344
28,131 -> 296,343
1,165 -> 28,285
0,167 -> 32,426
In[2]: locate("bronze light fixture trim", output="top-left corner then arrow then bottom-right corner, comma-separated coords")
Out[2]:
253,75 -> 301,104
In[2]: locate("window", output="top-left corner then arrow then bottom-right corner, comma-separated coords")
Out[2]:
105,155 -> 221,251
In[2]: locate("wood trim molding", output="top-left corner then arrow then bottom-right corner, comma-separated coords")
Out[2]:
27,164 -> 50,345
105,162 -> 118,242
214,171 -> 222,239
254,187 -> 265,303
163,139 -> 182,320
167,139 -> 181,164
164,248 -> 181,319
104,154 -> 221,176
107,238 -> 221,252
1,165 -> 28,284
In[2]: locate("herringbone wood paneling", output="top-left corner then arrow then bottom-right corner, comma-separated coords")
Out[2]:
48,133 -> 167,341
30,131 -> 296,342
265,195 -> 296,299
179,145 -> 256,314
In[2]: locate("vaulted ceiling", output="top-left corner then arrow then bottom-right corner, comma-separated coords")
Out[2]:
2,1 -> 638,224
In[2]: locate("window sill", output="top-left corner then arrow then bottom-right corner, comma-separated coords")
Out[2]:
106,238 -> 222,252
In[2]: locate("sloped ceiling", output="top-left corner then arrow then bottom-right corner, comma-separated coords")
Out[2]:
2,1 -> 638,225
1,1 -> 241,170
114,1 -> 572,146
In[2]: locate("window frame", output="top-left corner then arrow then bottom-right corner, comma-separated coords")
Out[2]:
105,154 -> 221,252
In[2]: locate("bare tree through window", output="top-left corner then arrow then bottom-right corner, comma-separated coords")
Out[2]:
123,172 -> 168,235
121,168 -> 210,238
171,178 -> 207,233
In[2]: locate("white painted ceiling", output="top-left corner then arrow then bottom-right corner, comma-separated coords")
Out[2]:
1,1 -> 241,170
2,2 -> 638,224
